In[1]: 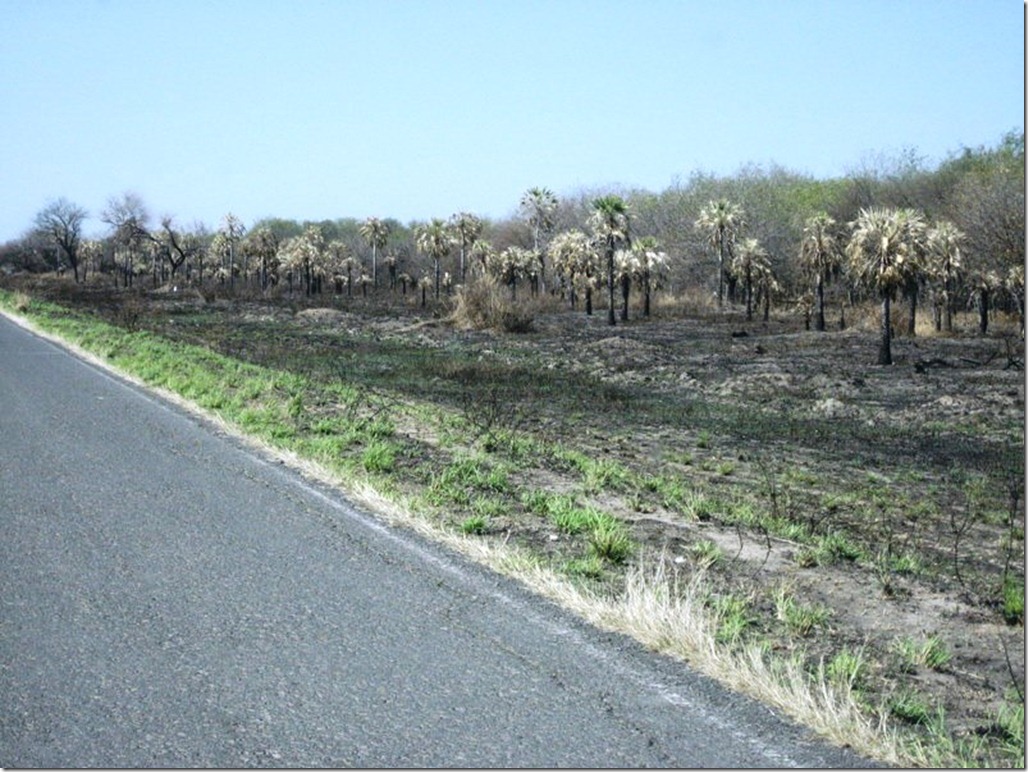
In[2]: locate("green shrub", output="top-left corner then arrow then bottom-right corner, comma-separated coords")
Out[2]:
825,648 -> 866,688
888,689 -> 935,726
895,634 -> 952,671
460,515 -> 488,535
362,441 -> 397,473
774,587 -> 831,637
1003,577 -> 1024,625
563,555 -> 605,579
709,593 -> 754,645
691,539 -> 723,566
588,518 -> 633,564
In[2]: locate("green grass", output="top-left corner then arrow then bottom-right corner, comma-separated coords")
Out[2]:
471,496 -> 508,520
894,635 -> 952,672
708,593 -> 755,645
690,539 -> 723,567
519,489 -> 634,563
459,515 -> 488,535
774,586 -> 831,637
553,449 -> 632,494
361,440 -> 398,474
825,647 -> 866,689
429,454 -> 510,506
1003,576 -> 1025,625
562,555 -> 605,579
997,698 -> 1025,765
587,517 -> 633,564
887,689 -> 937,727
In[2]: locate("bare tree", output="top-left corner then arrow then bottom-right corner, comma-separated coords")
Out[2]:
157,217 -> 206,283
101,192 -> 151,288
33,198 -> 88,282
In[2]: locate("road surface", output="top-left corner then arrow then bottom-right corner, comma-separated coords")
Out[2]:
0,313 -> 873,767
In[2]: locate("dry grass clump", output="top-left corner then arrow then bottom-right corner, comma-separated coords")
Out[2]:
450,275 -> 538,332
653,286 -> 720,318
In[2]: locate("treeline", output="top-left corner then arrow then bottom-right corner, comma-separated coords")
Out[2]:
5,130 -> 1023,337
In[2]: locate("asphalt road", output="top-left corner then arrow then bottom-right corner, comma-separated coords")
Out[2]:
0,313 -> 873,768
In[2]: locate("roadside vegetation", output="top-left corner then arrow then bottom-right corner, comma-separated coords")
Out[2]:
1,131 -> 1022,767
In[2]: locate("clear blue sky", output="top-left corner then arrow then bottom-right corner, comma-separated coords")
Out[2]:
1,0 -> 1022,241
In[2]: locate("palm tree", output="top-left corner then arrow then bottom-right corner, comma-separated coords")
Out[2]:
969,270 -> 1001,334
415,219 -> 452,299
613,248 -> 641,321
548,229 -> 596,312
494,246 -> 534,300
846,207 -> 924,365
731,237 -> 769,322
284,225 -> 326,296
694,199 -> 744,308
799,212 -> 842,331
209,232 -> 231,286
633,237 -> 669,318
418,274 -> 432,308
79,239 -> 104,282
520,187 -> 558,291
326,239 -> 352,295
359,217 -> 391,288
924,220 -> 964,333
894,209 -> 928,336
1005,263 -> 1024,335
219,213 -> 246,290
469,239 -> 495,278
589,195 -> 630,325
242,226 -> 279,291
448,212 -> 483,283
754,259 -> 780,323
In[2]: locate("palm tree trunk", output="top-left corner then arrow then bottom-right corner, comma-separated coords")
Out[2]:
716,227 -> 725,307
879,295 -> 893,366
943,277 -> 953,332
744,270 -> 753,321
606,241 -> 616,326
979,289 -> 990,334
907,283 -> 918,336
620,274 -> 630,321
717,257 -> 724,307
815,273 -> 826,331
